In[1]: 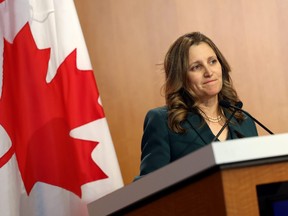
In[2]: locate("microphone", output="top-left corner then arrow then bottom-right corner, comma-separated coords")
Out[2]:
211,101 -> 243,142
219,100 -> 274,135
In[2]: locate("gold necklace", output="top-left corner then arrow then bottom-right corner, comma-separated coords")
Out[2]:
199,110 -> 222,123
204,115 -> 222,123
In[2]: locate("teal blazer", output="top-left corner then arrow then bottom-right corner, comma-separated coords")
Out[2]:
138,106 -> 258,177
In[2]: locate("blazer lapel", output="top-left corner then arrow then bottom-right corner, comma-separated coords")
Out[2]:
186,112 -> 215,145
186,110 -> 246,145
224,110 -> 246,139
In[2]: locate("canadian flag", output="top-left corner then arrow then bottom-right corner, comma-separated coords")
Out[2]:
0,0 -> 123,215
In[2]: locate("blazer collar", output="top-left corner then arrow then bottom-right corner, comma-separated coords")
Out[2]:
186,112 -> 215,145
224,110 -> 246,139
186,110 -> 245,144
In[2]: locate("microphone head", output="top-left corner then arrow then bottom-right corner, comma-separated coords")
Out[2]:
219,100 -> 243,109
219,100 -> 230,108
235,101 -> 243,108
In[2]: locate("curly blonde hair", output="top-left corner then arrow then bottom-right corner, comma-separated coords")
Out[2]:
164,32 -> 243,133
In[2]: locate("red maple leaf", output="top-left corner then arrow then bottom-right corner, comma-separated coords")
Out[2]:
0,23 -> 108,197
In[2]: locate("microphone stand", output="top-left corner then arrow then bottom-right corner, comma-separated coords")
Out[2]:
211,109 -> 237,143
219,100 -> 274,135
228,104 -> 274,135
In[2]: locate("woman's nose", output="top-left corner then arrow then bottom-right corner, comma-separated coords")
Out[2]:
204,66 -> 213,77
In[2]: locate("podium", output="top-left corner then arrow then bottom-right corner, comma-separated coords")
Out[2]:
88,133 -> 288,216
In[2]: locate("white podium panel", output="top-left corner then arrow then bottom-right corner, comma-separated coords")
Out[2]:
88,133 -> 288,216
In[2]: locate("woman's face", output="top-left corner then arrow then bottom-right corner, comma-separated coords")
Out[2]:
187,42 -> 223,101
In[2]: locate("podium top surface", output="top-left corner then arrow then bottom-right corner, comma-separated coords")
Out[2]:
88,133 -> 288,216
211,133 -> 288,164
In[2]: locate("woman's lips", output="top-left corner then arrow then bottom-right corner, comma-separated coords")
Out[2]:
203,79 -> 216,85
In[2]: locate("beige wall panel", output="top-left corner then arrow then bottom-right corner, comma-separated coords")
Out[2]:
75,0 -> 288,184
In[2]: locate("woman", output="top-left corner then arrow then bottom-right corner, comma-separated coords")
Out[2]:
136,32 -> 258,178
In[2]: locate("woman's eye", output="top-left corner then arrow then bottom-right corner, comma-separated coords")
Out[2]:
191,64 -> 201,71
209,59 -> 218,65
